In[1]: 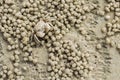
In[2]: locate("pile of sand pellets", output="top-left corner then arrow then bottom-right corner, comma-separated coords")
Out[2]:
0,0 -> 120,80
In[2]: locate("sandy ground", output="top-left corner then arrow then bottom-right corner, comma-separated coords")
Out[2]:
0,0 -> 120,80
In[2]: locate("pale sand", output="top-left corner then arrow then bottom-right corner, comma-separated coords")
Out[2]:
0,0 -> 120,80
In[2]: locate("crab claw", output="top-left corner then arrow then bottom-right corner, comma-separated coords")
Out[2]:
36,31 -> 45,38
44,23 -> 51,32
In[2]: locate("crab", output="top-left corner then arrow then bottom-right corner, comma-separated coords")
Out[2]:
31,19 -> 52,44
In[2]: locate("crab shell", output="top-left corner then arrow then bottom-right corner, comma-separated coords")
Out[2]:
34,20 -> 45,32
34,21 -> 51,32
34,20 -> 51,38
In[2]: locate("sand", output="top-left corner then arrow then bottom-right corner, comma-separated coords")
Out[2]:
0,0 -> 120,80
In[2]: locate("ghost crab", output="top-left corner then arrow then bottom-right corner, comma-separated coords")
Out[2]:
31,19 -> 52,44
